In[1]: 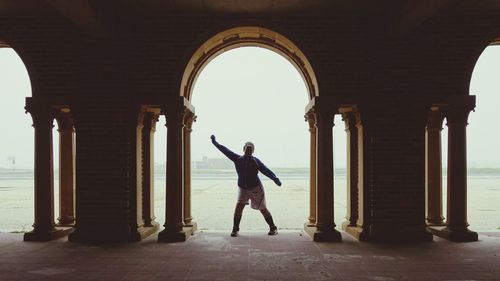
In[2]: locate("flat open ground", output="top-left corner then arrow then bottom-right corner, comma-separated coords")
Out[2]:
0,231 -> 499,281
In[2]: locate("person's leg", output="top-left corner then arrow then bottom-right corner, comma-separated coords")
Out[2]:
232,202 -> 246,236
260,208 -> 278,235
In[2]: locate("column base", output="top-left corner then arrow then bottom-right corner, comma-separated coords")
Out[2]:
184,222 -> 197,235
157,225 -> 194,243
24,227 -> 74,241
427,226 -> 478,242
129,223 -> 160,242
342,223 -> 370,241
426,218 -> 446,226
304,223 -> 342,242
57,216 -> 76,227
56,221 -> 76,228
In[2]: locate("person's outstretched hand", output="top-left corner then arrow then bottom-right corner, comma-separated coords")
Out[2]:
274,178 -> 282,187
210,135 -> 216,143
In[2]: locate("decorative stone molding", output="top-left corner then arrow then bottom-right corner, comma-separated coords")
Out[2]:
180,26 -> 318,101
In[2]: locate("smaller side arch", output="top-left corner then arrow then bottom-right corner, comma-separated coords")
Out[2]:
179,26 -> 319,101
0,34 -> 38,97
463,36 -> 500,94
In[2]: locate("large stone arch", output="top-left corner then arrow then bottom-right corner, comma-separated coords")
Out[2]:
156,26 -> 344,243
179,26 -> 319,101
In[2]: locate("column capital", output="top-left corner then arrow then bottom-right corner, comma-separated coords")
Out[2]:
427,110 -> 445,131
315,109 -> 334,128
183,110 -> 196,132
443,100 -> 475,127
126,105 -> 149,130
431,95 -> 475,127
25,99 -> 54,128
305,104 -> 334,128
143,112 -> 160,133
304,110 -> 317,132
163,97 -> 195,129
341,111 -> 358,133
54,110 -> 75,132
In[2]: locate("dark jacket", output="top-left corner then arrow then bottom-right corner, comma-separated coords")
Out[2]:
212,139 -> 279,189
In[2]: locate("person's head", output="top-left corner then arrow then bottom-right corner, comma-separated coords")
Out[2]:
243,142 -> 254,156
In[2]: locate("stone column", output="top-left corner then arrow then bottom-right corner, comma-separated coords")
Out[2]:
342,109 -> 371,241
183,111 -> 196,231
437,99 -> 478,241
342,111 -> 358,228
24,100 -> 68,241
128,109 -> 146,242
158,101 -> 189,242
55,111 -> 76,226
426,110 -> 445,226
142,112 -> 158,227
305,111 -> 317,226
311,106 -> 341,242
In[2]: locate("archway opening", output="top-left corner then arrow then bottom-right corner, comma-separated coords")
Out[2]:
153,116 -> 167,227
190,46 -> 310,231
0,44 -> 76,237
0,45 -> 34,233
466,42 -> 500,232
428,42 -> 500,233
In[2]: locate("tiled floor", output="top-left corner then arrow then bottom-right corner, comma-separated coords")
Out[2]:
0,231 -> 499,281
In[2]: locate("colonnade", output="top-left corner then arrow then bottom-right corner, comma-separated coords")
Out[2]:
23,98 -> 75,241
305,95 -> 477,242
425,96 -> 478,241
22,95 -> 477,243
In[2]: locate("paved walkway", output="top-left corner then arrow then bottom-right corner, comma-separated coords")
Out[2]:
0,231 -> 499,281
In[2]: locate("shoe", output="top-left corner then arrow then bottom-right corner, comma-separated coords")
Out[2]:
268,226 -> 278,236
231,228 -> 239,237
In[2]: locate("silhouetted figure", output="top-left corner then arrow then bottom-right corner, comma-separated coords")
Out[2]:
210,135 -> 282,237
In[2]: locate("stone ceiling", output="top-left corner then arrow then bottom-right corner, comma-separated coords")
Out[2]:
0,0 -> 499,38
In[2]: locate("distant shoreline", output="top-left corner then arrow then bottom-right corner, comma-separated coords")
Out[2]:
3,167 -> 500,177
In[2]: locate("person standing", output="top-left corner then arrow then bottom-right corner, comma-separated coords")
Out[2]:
210,135 -> 282,237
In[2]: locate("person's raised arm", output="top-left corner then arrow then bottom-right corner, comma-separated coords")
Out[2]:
255,158 -> 282,187
210,135 -> 239,162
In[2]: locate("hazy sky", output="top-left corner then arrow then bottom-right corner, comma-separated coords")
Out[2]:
190,47 -> 315,168
1,46 -> 500,169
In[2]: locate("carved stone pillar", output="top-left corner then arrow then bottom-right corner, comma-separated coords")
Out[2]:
426,110 -> 445,226
158,98 -> 193,242
24,100 -> 70,241
342,111 -> 358,228
55,111 -> 76,226
343,109 -> 371,241
305,111 -> 317,226
129,110 -> 145,241
432,98 -> 478,241
183,111 -> 196,230
142,112 -> 158,227
304,104 -> 342,242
